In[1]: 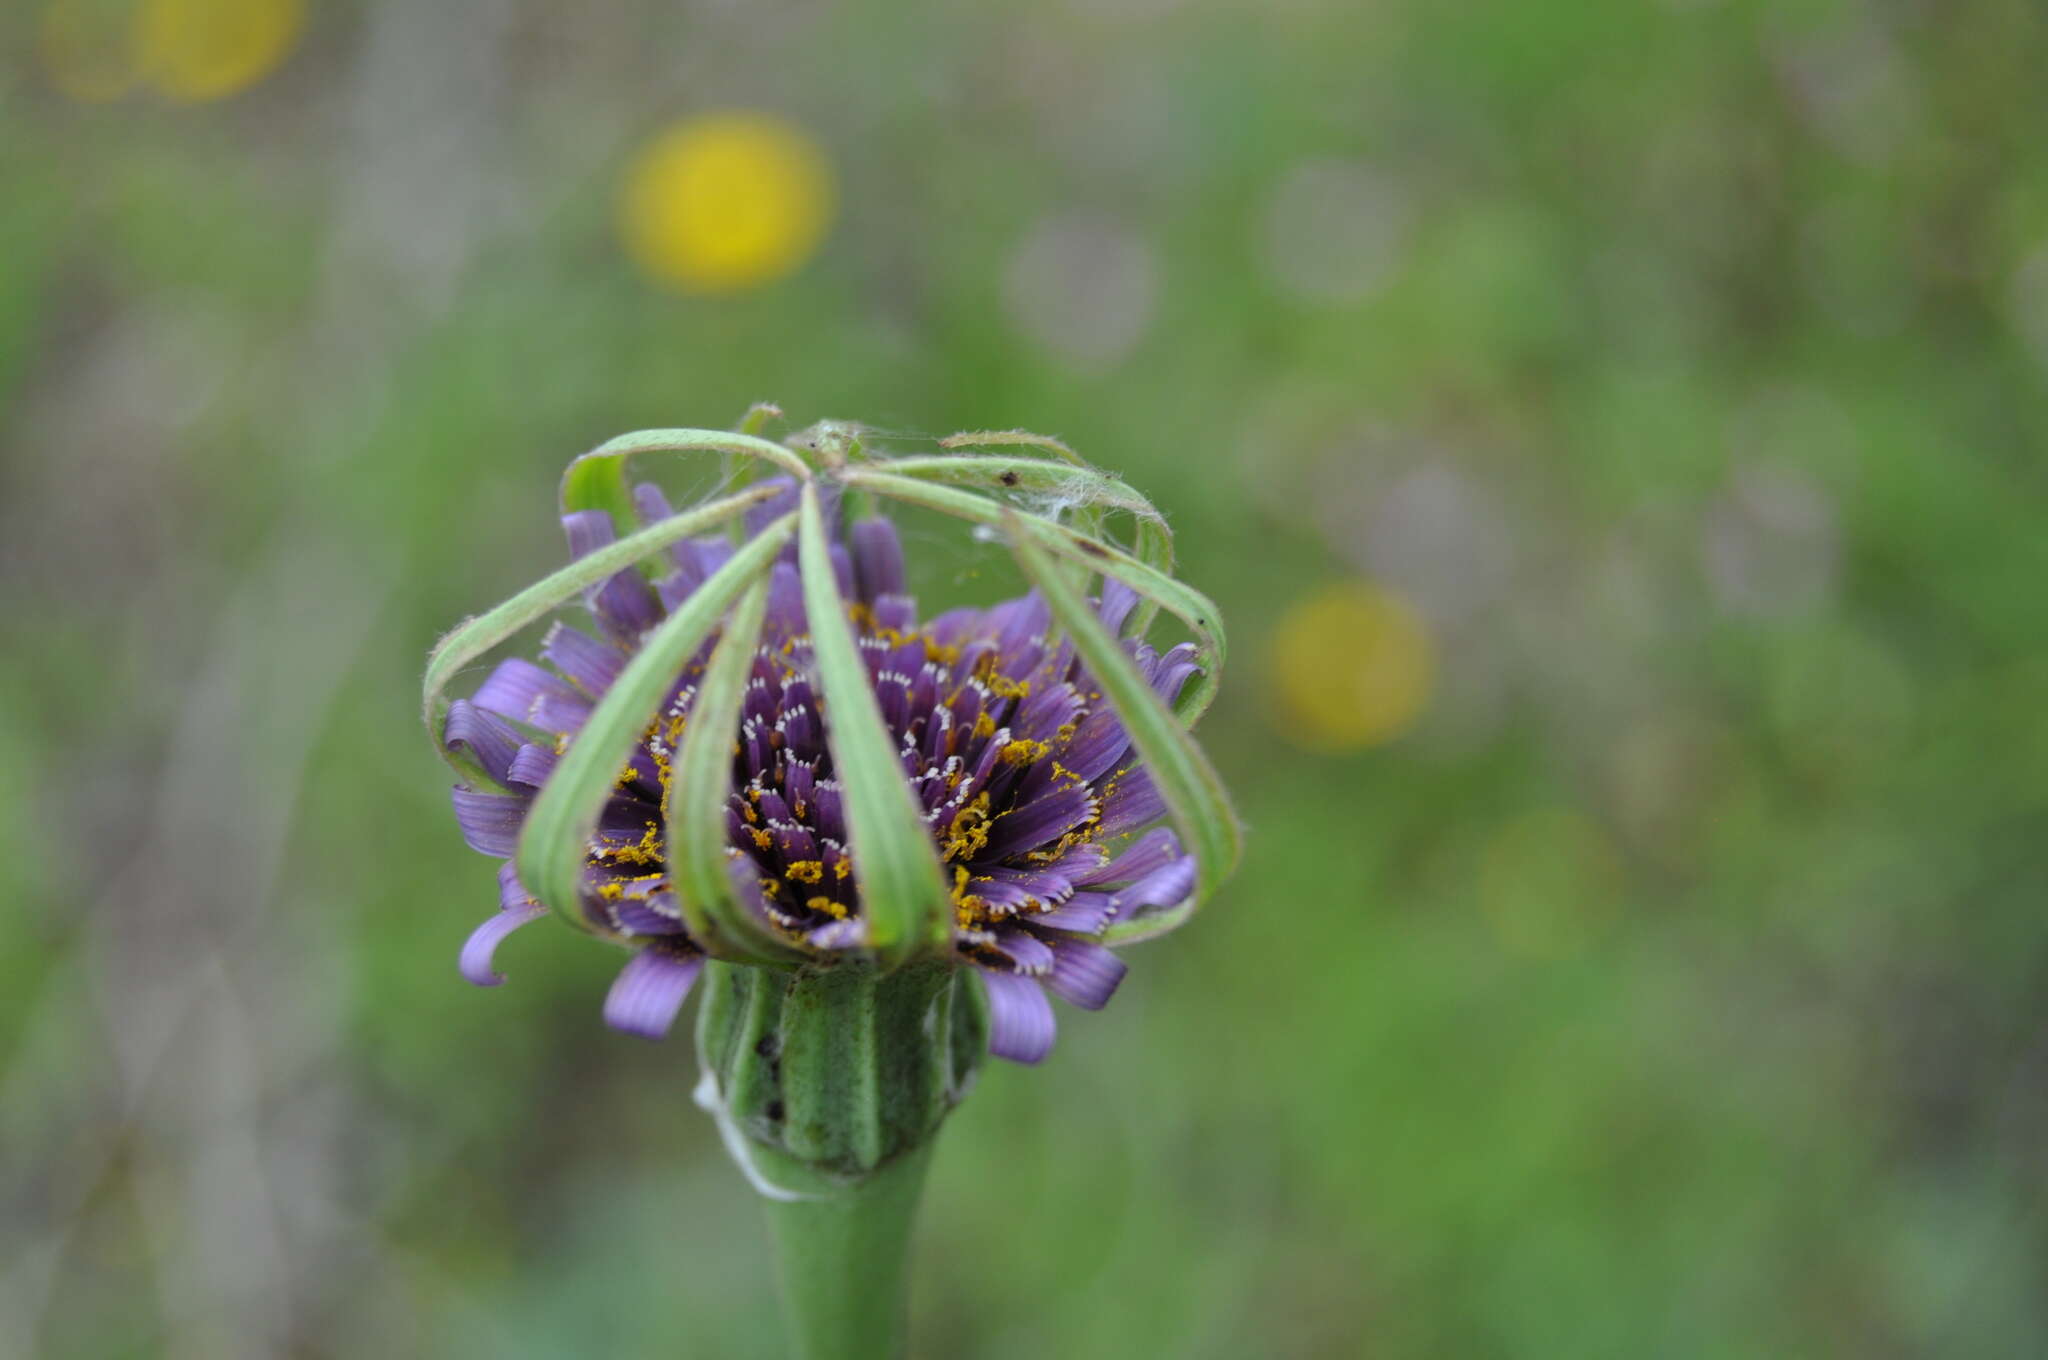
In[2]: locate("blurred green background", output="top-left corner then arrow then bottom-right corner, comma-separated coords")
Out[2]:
6,0 -> 2048,1356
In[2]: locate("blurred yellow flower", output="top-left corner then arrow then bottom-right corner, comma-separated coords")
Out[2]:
1477,807 -> 1623,959
135,0 -> 304,102
1268,580 -> 1435,750
620,113 -> 836,294
39,0 -> 134,102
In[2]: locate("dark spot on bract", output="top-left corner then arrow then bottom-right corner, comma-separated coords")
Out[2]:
754,1032 -> 781,1061
999,470 -> 1019,487
765,1099 -> 786,1122
1078,539 -> 1109,557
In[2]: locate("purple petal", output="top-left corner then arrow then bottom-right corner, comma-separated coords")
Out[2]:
506,742 -> 558,789
631,481 -> 674,520
781,757 -> 815,812
1095,767 -> 1165,837
532,688 -> 593,736
990,591 -> 1051,659
1098,578 -> 1139,635
497,860 -> 534,910
1148,642 -> 1202,707
808,918 -> 868,950
978,863 -> 1076,903
1057,709 -> 1130,784
1076,826 -> 1182,887
1031,891 -> 1116,934
873,594 -> 918,634
744,477 -> 801,539
562,507 -> 616,559
631,483 -> 702,576
691,537 -> 734,580
610,899 -> 690,935
982,783 -> 1098,859
962,872 -> 1040,913
661,534 -> 728,604
1116,856 -> 1198,915
764,561 -> 807,640
924,606 -> 982,647
725,855 -> 801,936
851,518 -> 907,602
450,787 -> 528,856
561,509 -> 661,638
474,657 -> 574,725
656,570 -> 696,612
602,950 -> 704,1040
444,700 -> 521,785
994,927 -> 1055,974
460,902 -> 548,986
1042,937 -> 1128,1010
809,780 -> 846,842
972,877 -> 1058,918
979,969 -> 1057,1064
1012,682 -> 1086,744
542,622 -> 625,695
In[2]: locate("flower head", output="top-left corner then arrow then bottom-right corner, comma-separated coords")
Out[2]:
425,416 -> 1237,1065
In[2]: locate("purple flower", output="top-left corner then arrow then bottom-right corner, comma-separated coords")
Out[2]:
431,427 -> 1236,1065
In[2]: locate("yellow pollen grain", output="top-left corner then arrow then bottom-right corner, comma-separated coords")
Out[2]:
1025,829 -> 1095,865
950,865 -> 990,927
941,794 -> 992,862
972,712 -> 997,741
786,860 -> 824,885
609,822 -> 666,868
1000,739 -> 1051,766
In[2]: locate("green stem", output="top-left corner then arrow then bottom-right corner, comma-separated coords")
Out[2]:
763,1143 -> 935,1360
695,960 -> 987,1359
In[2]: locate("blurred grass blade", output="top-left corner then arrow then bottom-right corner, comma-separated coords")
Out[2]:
559,427 -> 812,532
515,514 -> 797,934
843,468 -> 1222,722
796,484 -> 953,971
1007,513 -> 1242,902
421,485 -> 781,773
665,577 -> 807,964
